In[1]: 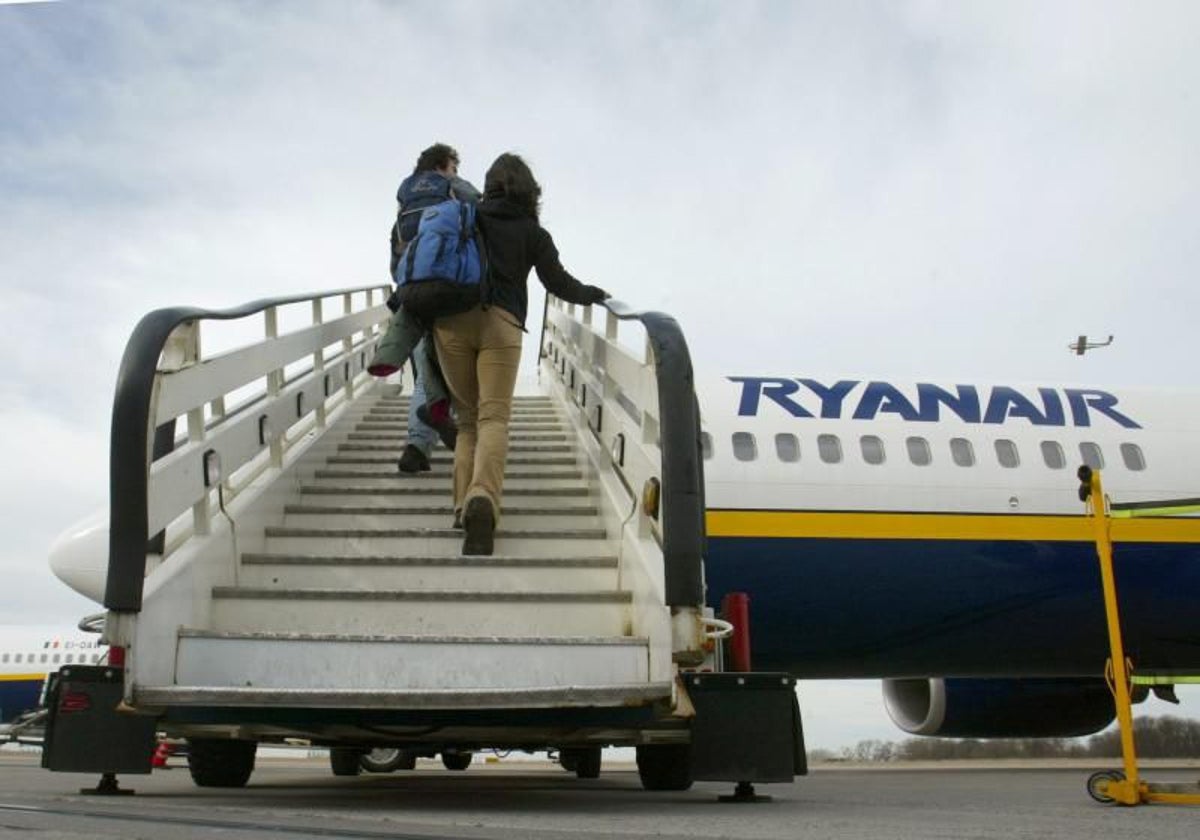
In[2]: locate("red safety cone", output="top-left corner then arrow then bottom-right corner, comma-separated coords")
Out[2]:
151,741 -> 172,769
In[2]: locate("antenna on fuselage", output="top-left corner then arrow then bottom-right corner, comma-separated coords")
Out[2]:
1069,335 -> 1114,356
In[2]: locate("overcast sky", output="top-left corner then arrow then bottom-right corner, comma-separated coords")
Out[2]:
2,0 -> 1197,749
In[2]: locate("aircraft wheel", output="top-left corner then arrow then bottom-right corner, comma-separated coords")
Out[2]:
360,747 -> 417,773
441,750 -> 473,771
186,738 -> 257,788
636,744 -> 693,791
1086,770 -> 1124,804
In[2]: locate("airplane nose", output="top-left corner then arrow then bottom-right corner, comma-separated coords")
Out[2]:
48,509 -> 110,604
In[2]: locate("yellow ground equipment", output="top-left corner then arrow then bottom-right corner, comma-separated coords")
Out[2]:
1078,465 -> 1200,807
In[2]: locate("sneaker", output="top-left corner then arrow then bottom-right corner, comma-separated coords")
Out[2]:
461,496 -> 495,556
397,444 -> 431,474
416,399 -> 457,451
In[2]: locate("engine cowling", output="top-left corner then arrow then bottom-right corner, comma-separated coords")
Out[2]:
883,677 -> 1115,738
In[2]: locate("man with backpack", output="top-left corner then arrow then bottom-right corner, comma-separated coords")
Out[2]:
369,143 -> 480,473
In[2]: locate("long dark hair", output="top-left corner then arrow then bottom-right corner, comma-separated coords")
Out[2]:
484,153 -> 541,219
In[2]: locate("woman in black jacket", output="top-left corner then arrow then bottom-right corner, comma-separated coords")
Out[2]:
433,153 -> 608,555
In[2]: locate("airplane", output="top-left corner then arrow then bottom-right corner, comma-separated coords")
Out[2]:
0,626 -> 107,740
43,374 -> 1200,742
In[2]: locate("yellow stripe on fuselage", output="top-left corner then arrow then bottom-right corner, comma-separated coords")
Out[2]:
0,673 -> 46,682
706,510 -> 1200,543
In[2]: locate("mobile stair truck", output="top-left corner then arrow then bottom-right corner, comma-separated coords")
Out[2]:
41,287 -> 805,799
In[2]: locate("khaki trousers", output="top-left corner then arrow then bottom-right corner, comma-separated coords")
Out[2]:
433,306 -> 523,519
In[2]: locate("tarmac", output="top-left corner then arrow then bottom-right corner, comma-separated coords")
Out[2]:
1,749 -> 1198,840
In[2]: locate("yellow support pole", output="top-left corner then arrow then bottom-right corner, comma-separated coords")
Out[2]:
1085,469 -> 1144,806
1082,469 -> 1200,806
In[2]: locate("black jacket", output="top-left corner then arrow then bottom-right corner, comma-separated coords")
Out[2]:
476,198 -> 605,328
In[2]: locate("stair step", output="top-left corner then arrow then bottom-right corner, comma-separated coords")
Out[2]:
283,503 -> 598,515
327,455 -> 578,466
314,468 -> 583,481
174,630 -> 650,693
239,552 -> 619,590
339,442 -> 574,454
365,411 -> 562,421
300,484 -> 592,498
264,526 -> 609,557
211,588 -> 631,636
282,504 -> 599,530
356,423 -> 567,433
347,432 -> 570,442
134,682 -> 673,710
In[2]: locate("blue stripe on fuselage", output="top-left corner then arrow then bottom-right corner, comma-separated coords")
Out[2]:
704,536 -> 1200,678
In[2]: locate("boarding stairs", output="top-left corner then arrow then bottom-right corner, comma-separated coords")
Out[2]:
98,288 -> 709,743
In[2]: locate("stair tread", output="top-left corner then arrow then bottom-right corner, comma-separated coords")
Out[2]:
300,485 -> 591,497
134,683 -> 673,709
284,504 -> 596,514
242,552 -> 617,567
265,526 -> 606,538
180,628 -> 643,645
212,587 -> 632,602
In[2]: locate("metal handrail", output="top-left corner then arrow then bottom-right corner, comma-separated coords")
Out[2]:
105,285 -> 387,613
596,298 -> 706,609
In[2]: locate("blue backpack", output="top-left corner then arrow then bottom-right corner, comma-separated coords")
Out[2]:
396,199 -> 485,289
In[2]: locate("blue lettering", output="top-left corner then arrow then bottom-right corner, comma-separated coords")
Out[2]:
853,382 -> 921,421
1038,388 -> 1065,426
729,377 -> 813,418
984,387 -> 1055,426
915,384 -> 981,423
799,379 -> 860,418
1065,389 -> 1142,429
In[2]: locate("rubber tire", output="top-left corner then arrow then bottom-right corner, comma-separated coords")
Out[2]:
360,747 -> 417,773
636,744 -> 693,792
441,750 -> 473,771
561,747 -> 601,779
186,738 -> 257,788
330,747 -> 363,777
1086,769 -> 1124,804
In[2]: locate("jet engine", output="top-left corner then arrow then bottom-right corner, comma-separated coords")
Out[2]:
883,677 -> 1115,738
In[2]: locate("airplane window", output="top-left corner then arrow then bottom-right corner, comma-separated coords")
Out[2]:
906,437 -> 932,466
40,654 -> 48,663
1120,443 -> 1146,471
1080,442 -> 1104,470
1,653 -> 8,663
1040,441 -> 1066,470
860,435 -> 885,465
700,432 -> 713,461
64,654 -> 74,663
950,438 -> 974,467
995,439 -> 1020,468
775,433 -> 800,462
817,434 -> 842,464
52,654 -> 61,664
732,432 -> 757,462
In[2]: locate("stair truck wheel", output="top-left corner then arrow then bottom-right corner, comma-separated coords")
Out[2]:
360,747 -> 417,773
441,750 -> 473,771
186,738 -> 258,788
330,747 -> 363,776
636,744 -> 693,791
561,747 -> 602,779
